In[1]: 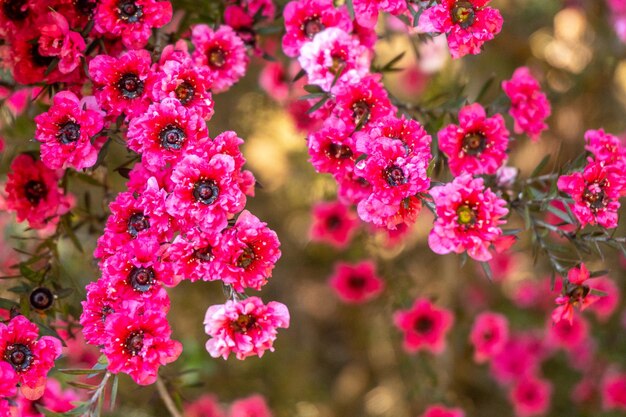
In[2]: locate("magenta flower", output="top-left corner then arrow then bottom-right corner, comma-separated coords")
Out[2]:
230,395 -> 273,417
419,404 -> 465,417
585,129 -> 626,186
546,314 -> 589,351
419,0 -> 503,59
352,0 -> 406,28
165,230 -> 224,285
282,0 -> 353,57
103,302 -> 182,385
393,298 -> 453,354
0,362 -> 17,398
489,334 -> 545,384
602,371 -> 626,411
94,0 -> 173,49
469,312 -> 509,363
588,277 -> 620,322
509,375 -> 552,417
204,297 -> 290,360
310,200 -> 359,248
307,117 -> 358,178
0,316 -> 62,400
4,154 -> 73,229
191,24 -> 248,93
428,174 -> 509,262
34,91 -> 104,170
185,395 -> 225,417
438,103 -> 509,176
329,260 -> 384,303
552,264 -> 600,325
502,67 -> 551,141
17,379 -> 80,417
38,11 -> 85,74
557,161 -> 622,229
80,279 -> 122,346
354,115 -> 432,160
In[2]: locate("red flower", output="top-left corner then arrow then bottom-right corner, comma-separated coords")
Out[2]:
329,260 -> 384,303
393,298 -> 453,354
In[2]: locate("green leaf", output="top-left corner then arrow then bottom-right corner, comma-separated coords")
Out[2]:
530,154 -> 550,178
59,368 -> 107,376
67,381 -> 100,391
303,84 -> 324,94
0,298 -> 18,310
590,270 -> 609,278
378,51 -> 406,73
292,68 -> 306,82
345,0 -> 355,20
110,374 -> 119,410
306,96 -> 329,114
479,261 -> 493,282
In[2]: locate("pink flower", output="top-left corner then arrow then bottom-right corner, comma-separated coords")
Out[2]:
217,210 -> 281,292
298,28 -> 371,92
557,161 -> 622,229
307,117 -> 358,178
4,154 -> 73,229
80,279 -> 122,346
17,379 -> 80,417
34,91 -> 104,170
0,361 -> 17,398
419,0 -> 503,59
509,375 -> 552,417
191,24 -> 249,93
229,395 -> 273,417
0,315 -> 62,400
588,277 -> 620,321
418,404 -> 465,417
546,314 -> 588,351
428,174 -> 509,262
164,229 -> 224,284
352,0 -> 406,28
103,301 -> 182,385
602,371 -> 626,411
259,62 -> 290,103
89,50 -> 155,118
94,0 -> 173,49
584,128 -> 626,171
127,98 -> 209,169
282,0 -> 352,57
438,103 -> 509,176
329,260 -> 384,303
185,395 -> 225,417
310,200 -> 359,248
38,11 -> 86,74
489,333 -> 546,384
501,67 -> 551,141
551,264 -> 600,324
393,298 -> 453,354
152,58 -> 215,120
469,312 -> 509,363
204,297 -> 290,360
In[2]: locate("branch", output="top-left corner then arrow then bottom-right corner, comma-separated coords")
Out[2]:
156,376 -> 183,417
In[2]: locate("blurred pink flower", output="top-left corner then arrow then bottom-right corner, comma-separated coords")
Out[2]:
329,260 -> 384,303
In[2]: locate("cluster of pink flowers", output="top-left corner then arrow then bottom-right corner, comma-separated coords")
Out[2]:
185,393 -> 274,417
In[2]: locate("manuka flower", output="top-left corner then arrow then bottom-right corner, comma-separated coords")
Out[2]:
191,24 -> 249,93
164,228 -> 224,283
352,0 -> 406,28
428,174 -> 509,262
0,315 -> 62,400
309,200 -> 359,248
552,264 -> 601,325
307,117 -> 358,179
602,371 -> 626,411
80,279 -> 122,346
230,395 -> 274,417
584,129 -> 626,174
557,161 -> 622,229
34,91 -> 105,170
38,11 -> 86,74
204,297 -> 290,360
328,260 -> 384,303
17,379 -> 80,417
419,404 -> 465,417
546,314 -> 589,351
103,301 -> 182,385
438,103 -> 509,176
469,312 -> 509,363
393,298 -> 453,354
94,0 -> 173,49
509,375 -> 552,417
89,50 -> 155,118
0,361 -> 17,398
282,0 -> 353,57
332,75 -> 396,131
4,154 -> 73,229
419,0 -> 503,59
501,67 -> 551,141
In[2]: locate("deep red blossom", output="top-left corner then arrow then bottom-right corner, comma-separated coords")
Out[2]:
469,312 -> 509,363
307,117 -> 358,178
509,375 -> 552,417
552,264 -> 601,325
329,260 -> 384,303
393,298 -> 453,354
309,200 -> 359,248
38,11 -> 86,74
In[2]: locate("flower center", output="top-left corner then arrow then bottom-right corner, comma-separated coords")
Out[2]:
352,100 -> 371,127
74,0 -> 97,16
231,314 -> 256,333
348,275 -> 366,289
329,54 -> 345,76
325,142 -> 353,160
117,0 -> 143,22
125,331 -> 144,356
451,1 -> 476,28
302,16 -> 324,39
193,179 -> 220,205
208,48 -> 226,68
414,316 -> 433,334
127,212 -> 150,237
101,305 -> 115,322
29,287 -> 54,310
583,182 -> 608,212
159,124 -> 186,151
236,245 -> 256,269
128,267 -> 155,292
193,246 -> 214,262
23,180 -> 47,205
384,165 -> 407,187
2,0 -> 28,21
566,283 -> 590,301
57,120 -> 81,144
325,214 -> 342,230
4,344 -> 33,372
175,81 -> 195,105
456,204 -> 476,226
117,73 -> 144,99
461,131 -> 486,155
30,43 -> 54,68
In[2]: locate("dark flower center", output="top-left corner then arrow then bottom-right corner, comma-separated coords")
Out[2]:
125,331 -> 144,356
194,246 -> 214,262
302,16 -> 324,39
175,81 -> 195,105
5,343 -> 33,372
24,180 -> 47,205
74,0 -> 97,16
583,182 -> 608,212
348,275 -> 366,289
326,214 -> 342,230
566,283 -> 590,301
127,212 -> 150,237
117,73 -> 144,99
101,305 -> 115,322
128,267 -> 155,292
159,124 -> 186,150
451,1 -> 476,28
329,54 -> 345,75
208,48 -> 226,68
384,165 -> 407,187
326,142 -> 353,160
456,204 -> 476,226
236,245 -> 256,269
193,179 -> 220,205
117,0 -> 143,22
414,316 -> 434,334
31,43 -> 54,68
57,121 -> 81,144
352,100 -> 371,127
2,0 -> 28,21
29,287 -> 54,311
231,314 -> 256,333
461,131 -> 486,155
